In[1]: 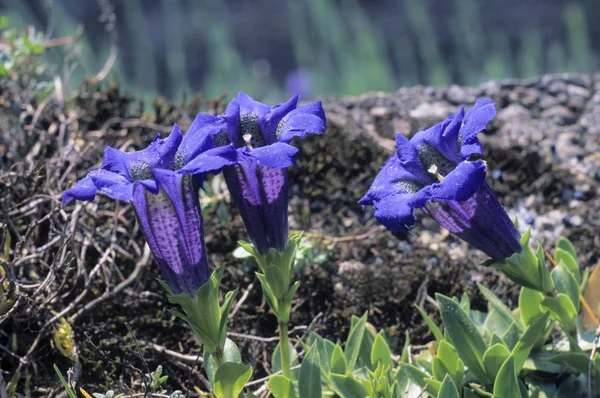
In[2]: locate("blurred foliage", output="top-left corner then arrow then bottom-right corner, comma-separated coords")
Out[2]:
1,0 -> 598,101
0,16 -> 53,102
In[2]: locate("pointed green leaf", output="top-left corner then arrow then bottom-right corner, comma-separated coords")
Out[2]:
330,373 -> 368,398
479,283 -> 523,331
436,294 -> 490,384
438,375 -> 460,398
344,312 -> 367,370
267,375 -> 295,398
330,344 -> 347,374
556,237 -> 577,261
501,323 -> 520,351
298,344 -> 322,398
400,330 -> 411,363
518,287 -> 546,326
541,294 -> 578,334
483,344 -> 510,378
213,362 -> 252,398
371,332 -> 393,369
551,263 -> 580,312
256,273 -> 278,314
399,363 -> 438,396
415,305 -> 445,343
511,312 -> 550,373
554,248 -> 580,285
492,356 -> 520,398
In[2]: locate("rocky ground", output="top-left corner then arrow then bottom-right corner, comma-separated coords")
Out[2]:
1,73 -> 599,396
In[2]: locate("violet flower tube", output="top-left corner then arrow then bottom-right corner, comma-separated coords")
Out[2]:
359,99 -> 521,261
199,92 -> 326,255
63,117 -> 237,296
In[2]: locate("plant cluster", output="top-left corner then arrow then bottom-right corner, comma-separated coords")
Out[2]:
55,91 -> 600,398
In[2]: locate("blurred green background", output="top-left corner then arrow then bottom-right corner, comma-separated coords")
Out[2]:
1,0 -> 599,101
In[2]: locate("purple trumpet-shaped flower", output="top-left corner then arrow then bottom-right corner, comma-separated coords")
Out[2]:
199,92 -> 326,255
62,116 -> 237,296
359,99 -> 521,260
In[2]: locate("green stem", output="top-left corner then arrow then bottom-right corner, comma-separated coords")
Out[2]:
278,321 -> 292,380
213,348 -> 225,368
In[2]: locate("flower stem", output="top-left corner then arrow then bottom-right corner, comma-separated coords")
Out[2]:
278,321 -> 292,380
213,348 -> 225,368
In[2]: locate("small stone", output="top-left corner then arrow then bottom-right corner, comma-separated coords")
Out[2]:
569,215 -> 583,227
492,169 -> 503,181
370,107 -> 392,119
539,94 -> 562,109
496,104 -> 531,125
525,215 -> 535,225
541,106 -> 576,125
561,188 -> 574,201
446,85 -> 475,104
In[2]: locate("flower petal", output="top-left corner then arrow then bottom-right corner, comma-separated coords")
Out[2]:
262,94 -> 299,140
244,142 -> 299,169
179,115 -> 229,163
178,144 -> 238,175
236,91 -> 271,119
427,160 -> 487,202
372,193 -> 419,234
62,176 -> 97,205
88,169 -> 135,201
101,127 -> 182,180
459,98 -> 496,159
277,101 -> 326,143
410,114 -> 462,165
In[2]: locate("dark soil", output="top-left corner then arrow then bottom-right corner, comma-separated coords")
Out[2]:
1,73 -> 599,396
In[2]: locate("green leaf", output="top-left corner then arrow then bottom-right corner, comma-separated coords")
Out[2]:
549,352 -> 600,374
358,323 -> 376,369
204,339 -> 242,385
423,377 -> 443,395
394,365 -> 410,396
53,365 -> 78,398
436,294 -> 490,384
298,344 -> 322,398
330,373 -> 368,398
492,356 -> 520,398
478,283 -> 523,331
415,305 -> 445,343
436,340 -> 463,388
267,375 -> 295,398
556,237 -> 577,261
511,312 -> 550,373
265,265 -> 286,299
518,287 -> 546,326
344,312 -> 367,370
400,330 -> 411,363
438,375 -> 460,398
330,344 -> 347,374
310,332 -> 334,375
554,248 -> 580,285
541,294 -> 578,334
483,344 -> 511,378
399,363 -> 438,396
213,362 -> 252,398
551,263 -> 580,312
501,323 -> 520,351
272,341 -> 298,375
371,332 -> 393,369
256,273 -> 278,314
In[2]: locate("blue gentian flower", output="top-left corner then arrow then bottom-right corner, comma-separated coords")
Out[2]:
202,92 -> 326,254
359,99 -> 521,260
62,116 -> 237,296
